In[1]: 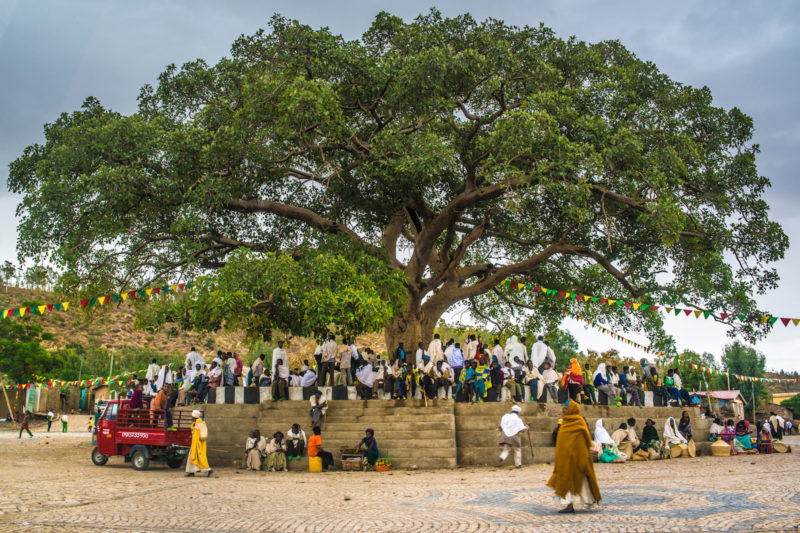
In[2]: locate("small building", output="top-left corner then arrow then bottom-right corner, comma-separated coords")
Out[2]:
690,390 -> 747,419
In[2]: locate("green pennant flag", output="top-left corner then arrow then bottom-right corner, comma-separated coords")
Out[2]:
89,297 -> 98,307
112,294 -> 120,302
738,314 -> 747,321
504,280 -> 512,287
641,304 -> 651,311
768,316 -> 778,325
161,285 -> 170,293
186,282 -> 194,289
703,311 -> 712,319
615,301 -> 625,307
570,293 -> 577,299
591,297 -> 599,302
54,303 -> 62,311
138,289 -> 146,297
674,308 -> 681,315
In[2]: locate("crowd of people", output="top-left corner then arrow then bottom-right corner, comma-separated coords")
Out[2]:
709,411 -> 793,454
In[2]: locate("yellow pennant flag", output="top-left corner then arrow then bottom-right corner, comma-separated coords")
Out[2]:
170,284 -> 178,292
121,293 -> 128,301
693,310 -> 702,318
665,307 -> 672,313
145,288 -> 153,296
607,299 -> 617,306
2,309 -> 8,319
62,302 -> 70,311
517,284 -> 525,291
98,296 -> 106,306
793,318 -> 800,326
583,295 -> 590,302
761,316 -> 769,324
564,292 -> 571,299
632,303 -> 641,310
38,305 -> 46,315
19,307 -> 27,317
540,287 -> 548,294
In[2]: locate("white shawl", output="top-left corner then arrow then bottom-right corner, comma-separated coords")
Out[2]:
591,363 -> 607,384
663,417 -> 687,445
594,419 -> 614,445
499,412 -> 527,437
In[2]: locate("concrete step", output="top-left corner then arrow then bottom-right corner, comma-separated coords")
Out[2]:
457,430 -> 555,447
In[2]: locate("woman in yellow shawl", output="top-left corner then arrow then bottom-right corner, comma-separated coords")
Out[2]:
546,400 -> 601,513
186,409 -> 212,477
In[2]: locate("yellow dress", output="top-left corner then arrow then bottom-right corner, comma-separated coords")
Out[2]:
189,419 -> 209,471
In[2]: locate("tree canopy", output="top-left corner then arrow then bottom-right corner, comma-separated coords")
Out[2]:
9,10 -> 787,355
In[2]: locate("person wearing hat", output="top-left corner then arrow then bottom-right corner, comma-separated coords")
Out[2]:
186,410 -> 212,477
309,390 -> 328,427
497,405 -> 529,468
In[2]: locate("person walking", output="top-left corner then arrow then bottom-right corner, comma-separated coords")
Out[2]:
46,410 -> 54,432
18,410 -> 33,439
186,410 -> 212,477
497,405 -> 529,468
547,400 -> 601,513
61,413 -> 69,433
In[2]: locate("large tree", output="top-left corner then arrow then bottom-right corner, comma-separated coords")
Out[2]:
9,11 -> 787,359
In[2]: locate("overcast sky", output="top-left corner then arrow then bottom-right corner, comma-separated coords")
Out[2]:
1,0 -> 799,372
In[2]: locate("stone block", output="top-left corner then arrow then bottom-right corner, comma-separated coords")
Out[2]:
288,387 -> 303,401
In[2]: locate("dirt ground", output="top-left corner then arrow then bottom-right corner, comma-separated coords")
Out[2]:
0,430 -> 798,532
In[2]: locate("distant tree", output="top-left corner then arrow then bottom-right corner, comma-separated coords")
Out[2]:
0,320 -> 55,383
722,341 -> 769,408
24,265 -> 51,290
783,393 -> 800,419
545,328 -> 581,372
1,261 -> 16,290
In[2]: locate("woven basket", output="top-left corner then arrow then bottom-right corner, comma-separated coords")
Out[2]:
375,463 -> 390,472
710,440 -> 731,457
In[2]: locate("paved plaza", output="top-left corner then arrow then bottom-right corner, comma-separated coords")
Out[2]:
0,429 -> 798,532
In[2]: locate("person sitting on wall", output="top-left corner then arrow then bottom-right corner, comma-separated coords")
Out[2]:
287,423 -> 307,461
355,359 -> 375,400
541,362 -> 561,403
207,361 -> 222,388
310,390 -> 328,427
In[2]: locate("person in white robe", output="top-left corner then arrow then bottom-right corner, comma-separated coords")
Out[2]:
498,405 -> 529,467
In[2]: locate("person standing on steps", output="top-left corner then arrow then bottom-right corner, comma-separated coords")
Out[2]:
547,400 -> 601,513
497,405 -> 529,468
186,410 -> 212,477
428,333 -> 444,365
318,335 -> 338,387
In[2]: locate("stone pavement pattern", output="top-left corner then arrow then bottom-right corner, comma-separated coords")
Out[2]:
0,431 -> 798,532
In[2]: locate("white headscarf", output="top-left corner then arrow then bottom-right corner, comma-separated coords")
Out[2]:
500,410 -> 527,437
663,417 -> 687,445
594,419 -> 614,445
591,363 -> 607,383
504,335 -> 526,365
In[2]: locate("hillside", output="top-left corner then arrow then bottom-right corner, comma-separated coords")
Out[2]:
0,286 -> 387,367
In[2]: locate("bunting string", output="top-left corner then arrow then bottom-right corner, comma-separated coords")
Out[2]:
502,280 -> 800,328
565,311 -> 799,384
1,281 -> 195,320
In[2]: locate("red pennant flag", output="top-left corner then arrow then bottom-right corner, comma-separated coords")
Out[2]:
781,317 -> 791,327
178,283 -> 186,290
720,312 -> 728,320
532,286 -> 540,292
557,291 -> 565,298
153,287 -> 161,294
46,304 -> 53,312
625,302 -> 632,309
599,298 -> 607,304
683,309 -> 692,316
651,305 -> 659,311
128,291 -> 137,299
80,299 -> 89,308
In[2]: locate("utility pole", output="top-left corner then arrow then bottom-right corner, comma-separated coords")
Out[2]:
0,376 -> 17,428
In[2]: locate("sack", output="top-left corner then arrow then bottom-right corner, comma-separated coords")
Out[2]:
773,442 -> 790,453
632,449 -> 649,461
648,448 -> 660,461
199,421 -> 208,441
688,439 -> 697,457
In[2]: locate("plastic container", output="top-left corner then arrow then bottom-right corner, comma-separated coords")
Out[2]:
309,456 -> 323,472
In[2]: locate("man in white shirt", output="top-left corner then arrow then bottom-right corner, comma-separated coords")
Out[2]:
464,335 -> 478,361
310,391 -> 328,426
318,335 -> 338,387
492,339 -> 505,367
541,362 -> 560,402
427,334 -> 444,365
271,341 -> 287,380
544,341 -> 556,369
417,355 -> 435,399
355,361 -> 375,399
155,364 -> 174,391
300,368 -> 317,388
339,341 -> 354,386
251,354 -> 265,385
415,342 -> 426,366
530,335 -> 548,370
271,355 -> 290,400
434,360 -> 454,399
145,359 -> 160,383
185,347 -> 204,373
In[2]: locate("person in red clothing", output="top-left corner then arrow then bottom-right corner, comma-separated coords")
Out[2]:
233,352 -> 244,386
307,426 -> 334,471
18,410 -> 33,439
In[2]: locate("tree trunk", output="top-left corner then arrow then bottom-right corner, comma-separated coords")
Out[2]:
383,297 -> 445,367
